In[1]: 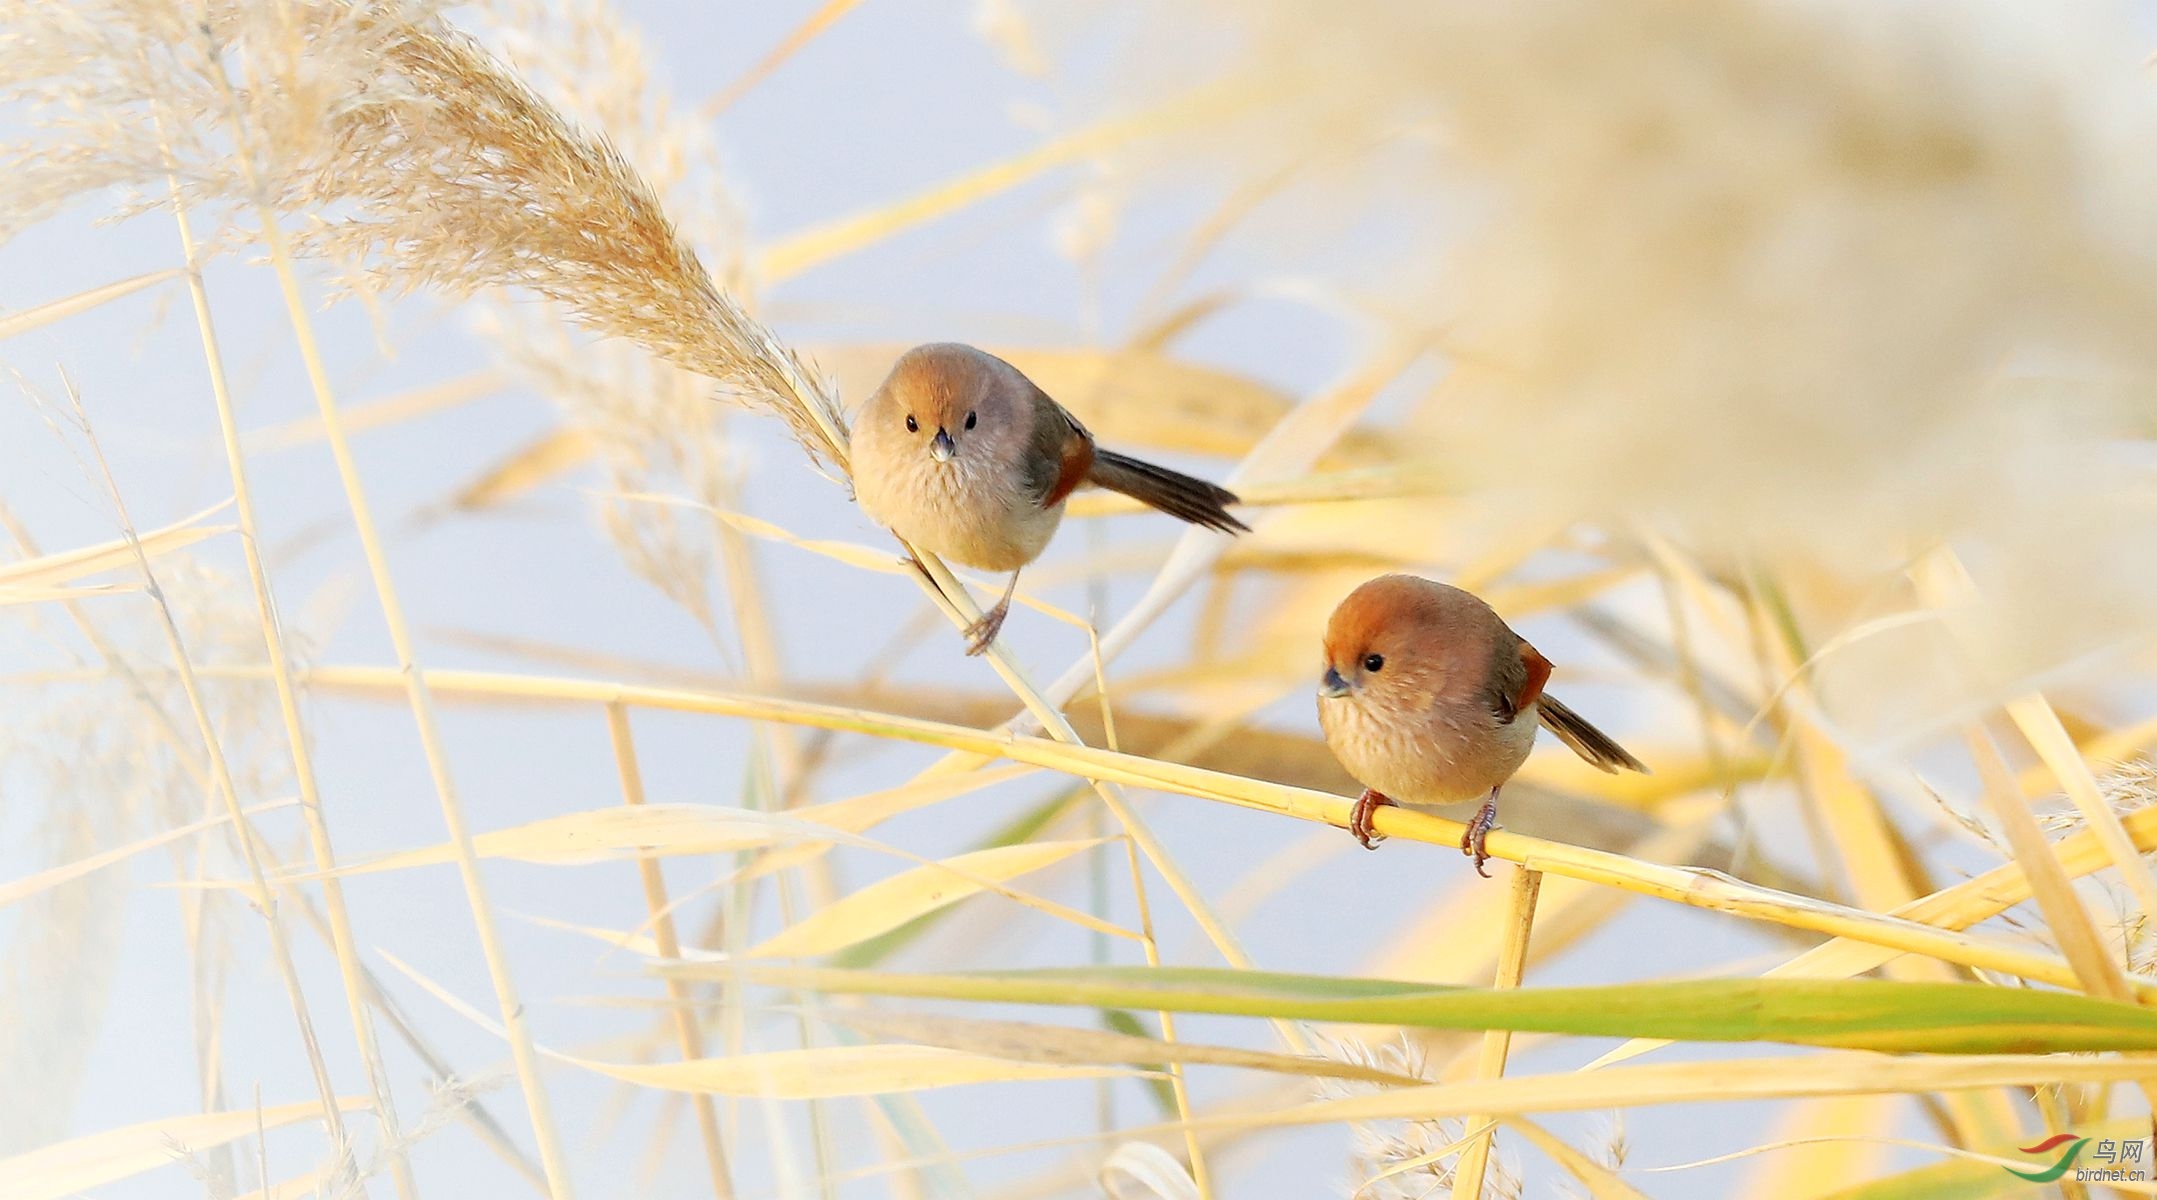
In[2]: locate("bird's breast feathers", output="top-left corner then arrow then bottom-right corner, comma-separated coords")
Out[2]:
1320,693 -> 1538,805
857,444 -> 1062,572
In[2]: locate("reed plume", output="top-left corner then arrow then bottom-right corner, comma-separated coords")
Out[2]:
0,0 -> 847,470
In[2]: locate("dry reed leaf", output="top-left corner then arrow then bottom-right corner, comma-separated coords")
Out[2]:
831,1011 -> 1417,1084
0,270 -> 182,342
611,492 -> 899,575
511,910 -> 672,959
2005,692 -> 2157,921
0,503 -> 231,589
453,427 -> 596,510
748,838 -> 1113,958
1734,1094 -> 1899,1200
609,491 -> 1093,627
241,369 -> 508,453
262,798 -> 1130,942
795,765 -> 1038,834
0,1098 -> 367,1200
758,82 -> 1252,282
0,801 -> 291,909
1497,1118 -> 1650,1200
1509,750 -> 1748,813
271,661 -> 2107,987
0,583 -> 134,606
1588,800 -> 2157,1072
581,1044 -> 1141,1099
277,803 -> 857,878
1186,1052 -> 2157,1131
1099,1142 -> 1200,1200
168,808 -> 885,898
379,948 -> 1136,1100
1786,714 -> 1923,912
1369,812 -> 1720,990
700,0 -> 864,118
1015,338 -> 1430,727
730,765 -> 1046,884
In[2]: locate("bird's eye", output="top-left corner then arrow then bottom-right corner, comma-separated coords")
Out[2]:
965,410 -> 977,430
905,414 -> 918,433
1363,653 -> 1385,673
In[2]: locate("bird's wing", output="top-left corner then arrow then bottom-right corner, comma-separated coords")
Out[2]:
1486,637 -> 1553,724
1026,391 -> 1096,509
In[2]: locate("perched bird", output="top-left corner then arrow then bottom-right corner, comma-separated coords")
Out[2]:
1316,574 -> 1647,875
852,343 -> 1249,654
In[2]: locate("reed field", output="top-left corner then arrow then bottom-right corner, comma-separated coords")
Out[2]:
10,0 -> 2157,1196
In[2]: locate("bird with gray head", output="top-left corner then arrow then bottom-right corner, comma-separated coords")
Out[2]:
851,343 -> 1249,654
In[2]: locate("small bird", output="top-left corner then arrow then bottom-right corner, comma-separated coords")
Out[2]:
852,343 -> 1249,654
1316,574 -> 1647,875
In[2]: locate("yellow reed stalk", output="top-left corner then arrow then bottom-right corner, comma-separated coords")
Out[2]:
0,270 -> 184,341
0,506 -> 245,1182
162,177 -> 418,1199
1760,594 -> 2014,1146
257,662 -> 2124,994
759,80 -> 1255,282
62,384 -> 349,1164
204,118 -> 580,1200
2008,694 -> 2157,924
1592,793 -> 2157,1075
903,543 -> 1267,986
263,201 -> 579,1200
700,0 -> 864,119
1964,723 -> 2157,1126
1017,342 -> 1427,733
1450,866 -> 1542,1199
1923,550 -> 2157,926
1966,728 -> 2139,1003
607,705 -> 734,1199
1085,637 -> 1211,1197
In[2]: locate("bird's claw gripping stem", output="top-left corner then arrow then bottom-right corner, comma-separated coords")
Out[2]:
961,600 -> 1009,656
1461,794 -> 1499,878
1349,789 -> 1394,850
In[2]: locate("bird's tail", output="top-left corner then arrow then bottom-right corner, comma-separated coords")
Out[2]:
1085,449 -> 1249,534
1537,696 -> 1648,774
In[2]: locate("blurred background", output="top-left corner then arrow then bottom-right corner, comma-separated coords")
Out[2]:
9,0 -> 2157,1196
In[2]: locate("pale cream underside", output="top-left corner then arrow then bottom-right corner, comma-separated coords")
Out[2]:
1318,693 -> 1539,805
853,436 -> 1063,572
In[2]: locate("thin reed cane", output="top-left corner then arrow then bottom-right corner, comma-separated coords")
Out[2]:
187,20 -> 579,1186
605,704 -> 735,1199
63,385 -> 351,1175
254,661 -> 2134,997
159,167 -> 419,1200
1450,867 -> 1541,1199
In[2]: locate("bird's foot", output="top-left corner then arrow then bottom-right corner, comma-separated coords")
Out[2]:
962,596 -> 1012,657
1349,789 -> 1394,850
1460,795 -> 1499,878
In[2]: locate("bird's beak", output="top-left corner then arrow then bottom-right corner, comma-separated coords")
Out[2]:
930,428 -> 956,463
1319,666 -> 1352,700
